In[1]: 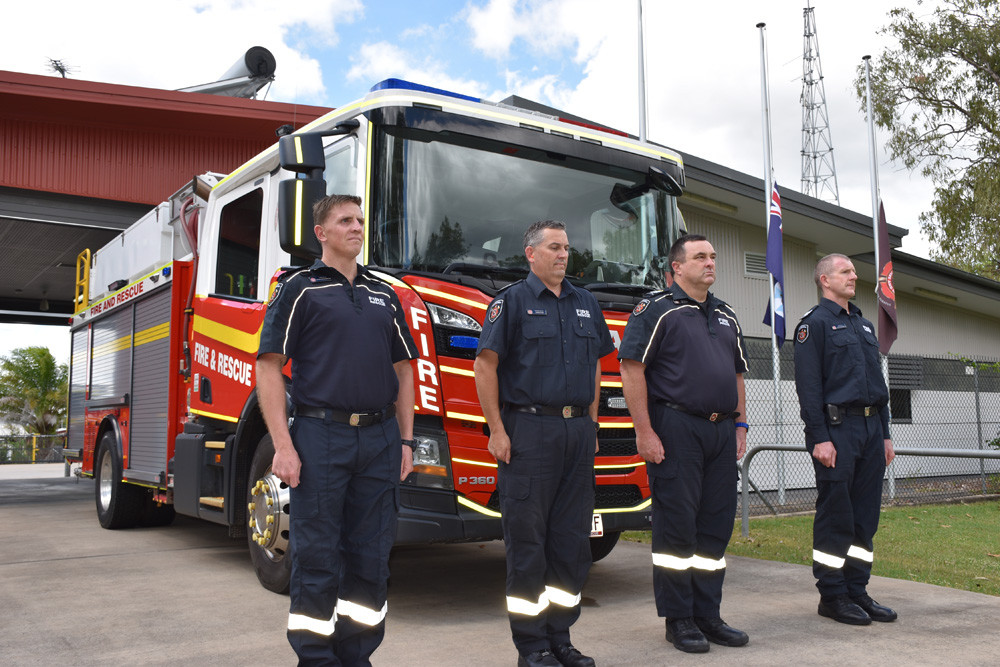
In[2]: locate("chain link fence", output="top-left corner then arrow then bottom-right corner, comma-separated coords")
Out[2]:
741,339 -> 1000,517
0,434 -> 66,464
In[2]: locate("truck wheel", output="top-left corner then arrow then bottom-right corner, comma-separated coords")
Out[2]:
94,432 -> 143,529
590,530 -> 621,562
247,434 -> 291,594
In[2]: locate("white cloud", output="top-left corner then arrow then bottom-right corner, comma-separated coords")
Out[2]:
464,0 -> 607,62
2,0 -> 362,104
346,41 -> 491,99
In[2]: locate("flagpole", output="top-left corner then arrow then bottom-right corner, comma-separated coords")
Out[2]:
759,22 -> 785,504
864,55 -> 895,498
637,0 -> 648,142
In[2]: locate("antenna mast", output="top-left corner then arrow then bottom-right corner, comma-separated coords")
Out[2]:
800,1 -> 840,204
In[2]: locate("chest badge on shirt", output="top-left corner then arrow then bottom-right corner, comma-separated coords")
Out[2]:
717,317 -> 731,327
488,299 -> 504,323
526,309 -> 547,315
576,309 -> 591,318
796,324 -> 809,343
632,299 -> 650,316
862,324 -> 873,333
368,295 -> 387,307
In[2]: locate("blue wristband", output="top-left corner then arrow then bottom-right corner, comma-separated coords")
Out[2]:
735,421 -> 749,431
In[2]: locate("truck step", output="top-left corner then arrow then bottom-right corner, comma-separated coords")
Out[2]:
199,496 -> 224,509
205,441 -> 226,450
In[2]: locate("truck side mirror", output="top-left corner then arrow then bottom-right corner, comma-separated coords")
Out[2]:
278,134 -> 326,173
279,177 -> 326,259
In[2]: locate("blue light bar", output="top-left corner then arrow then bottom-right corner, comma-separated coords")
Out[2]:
449,335 -> 480,349
369,78 -> 481,103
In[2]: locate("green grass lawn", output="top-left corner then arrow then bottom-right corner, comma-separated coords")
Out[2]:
624,500 -> 1000,597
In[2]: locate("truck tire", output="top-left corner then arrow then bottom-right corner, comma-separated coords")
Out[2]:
94,432 -> 144,529
247,434 -> 291,594
589,530 -> 621,562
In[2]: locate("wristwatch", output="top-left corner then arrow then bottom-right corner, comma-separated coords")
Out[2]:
401,438 -> 417,451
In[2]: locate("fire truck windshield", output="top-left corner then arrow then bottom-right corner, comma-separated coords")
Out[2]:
369,125 -> 682,290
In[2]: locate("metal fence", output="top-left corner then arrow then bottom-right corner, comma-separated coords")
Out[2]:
740,340 -> 1000,518
0,434 -> 66,464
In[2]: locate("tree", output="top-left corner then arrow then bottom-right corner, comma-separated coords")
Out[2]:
860,0 -> 1000,279
0,347 -> 68,435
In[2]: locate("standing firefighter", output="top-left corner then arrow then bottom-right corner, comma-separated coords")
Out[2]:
619,234 -> 750,654
256,194 -> 418,665
793,253 -> 897,625
474,220 -> 614,667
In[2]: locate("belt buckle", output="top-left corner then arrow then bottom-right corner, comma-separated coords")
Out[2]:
562,406 -> 573,419
349,413 -> 361,427
709,412 -> 719,422
864,406 -> 874,417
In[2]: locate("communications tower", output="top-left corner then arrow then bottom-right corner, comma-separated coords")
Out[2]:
800,1 -> 840,204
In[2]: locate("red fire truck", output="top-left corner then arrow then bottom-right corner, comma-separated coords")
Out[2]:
64,79 -> 686,592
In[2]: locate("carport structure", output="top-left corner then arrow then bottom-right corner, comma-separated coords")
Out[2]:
0,70 -> 327,324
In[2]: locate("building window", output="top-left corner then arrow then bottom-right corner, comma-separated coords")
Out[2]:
890,388 -> 912,424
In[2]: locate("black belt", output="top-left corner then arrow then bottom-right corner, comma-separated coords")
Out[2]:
507,404 -> 588,418
838,404 -> 880,417
657,400 -> 739,423
294,404 -> 395,427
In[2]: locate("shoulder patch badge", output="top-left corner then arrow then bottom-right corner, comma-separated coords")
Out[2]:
632,299 -> 650,316
267,281 -> 283,306
488,299 -> 504,323
796,323 -> 809,344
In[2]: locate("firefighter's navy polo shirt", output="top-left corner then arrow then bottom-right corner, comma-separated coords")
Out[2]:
618,284 -> 748,414
793,297 -> 890,448
477,272 -> 615,407
258,260 -> 416,411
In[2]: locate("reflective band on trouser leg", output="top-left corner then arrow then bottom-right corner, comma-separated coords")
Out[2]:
336,598 -> 388,627
652,553 -> 727,571
813,549 -> 846,569
507,592 -> 550,616
287,611 -> 337,636
545,585 -> 582,608
847,545 -> 874,563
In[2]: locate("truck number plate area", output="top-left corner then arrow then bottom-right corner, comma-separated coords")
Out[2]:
590,513 -> 604,537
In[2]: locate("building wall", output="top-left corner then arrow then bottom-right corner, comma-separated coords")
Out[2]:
680,203 -> 1000,361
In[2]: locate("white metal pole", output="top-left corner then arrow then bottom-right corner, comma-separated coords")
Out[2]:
759,22 -> 785,503
638,0 -> 648,142
865,55 -> 895,497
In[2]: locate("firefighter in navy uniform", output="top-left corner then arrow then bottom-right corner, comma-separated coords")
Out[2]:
793,253 -> 897,626
256,194 -> 418,666
619,234 -> 750,654
474,220 -> 614,667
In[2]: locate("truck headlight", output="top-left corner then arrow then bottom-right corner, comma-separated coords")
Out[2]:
427,303 -> 481,332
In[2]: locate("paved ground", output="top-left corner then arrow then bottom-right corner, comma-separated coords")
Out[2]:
2,464 -> 1000,665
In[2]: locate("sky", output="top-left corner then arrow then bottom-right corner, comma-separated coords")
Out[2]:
1,0 -> 940,364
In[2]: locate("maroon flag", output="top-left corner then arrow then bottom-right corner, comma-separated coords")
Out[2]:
875,200 -> 898,354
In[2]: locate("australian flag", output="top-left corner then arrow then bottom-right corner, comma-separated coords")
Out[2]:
763,182 -> 785,346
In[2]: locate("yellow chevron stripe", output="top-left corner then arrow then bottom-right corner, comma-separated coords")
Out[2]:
413,285 -> 487,311
193,316 -> 262,354
134,322 -> 170,346
190,407 -> 239,423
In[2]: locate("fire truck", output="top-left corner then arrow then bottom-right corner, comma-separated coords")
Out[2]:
64,79 -> 687,593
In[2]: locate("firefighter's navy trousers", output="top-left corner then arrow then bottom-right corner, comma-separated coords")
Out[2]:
648,405 -> 737,619
811,413 -> 885,597
498,411 -> 596,655
286,414 -> 401,667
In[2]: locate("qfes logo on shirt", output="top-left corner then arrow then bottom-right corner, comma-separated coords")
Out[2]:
796,324 -> 809,344
632,299 -> 650,316
368,295 -> 386,307
488,299 -> 504,323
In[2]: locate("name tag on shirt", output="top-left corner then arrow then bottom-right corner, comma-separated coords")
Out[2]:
832,324 -> 847,330
527,309 -> 547,316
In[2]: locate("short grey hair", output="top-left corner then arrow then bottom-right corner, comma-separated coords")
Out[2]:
523,219 -> 566,250
814,253 -> 850,287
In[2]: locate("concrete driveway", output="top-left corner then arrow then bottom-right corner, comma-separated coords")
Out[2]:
2,466 -> 999,666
